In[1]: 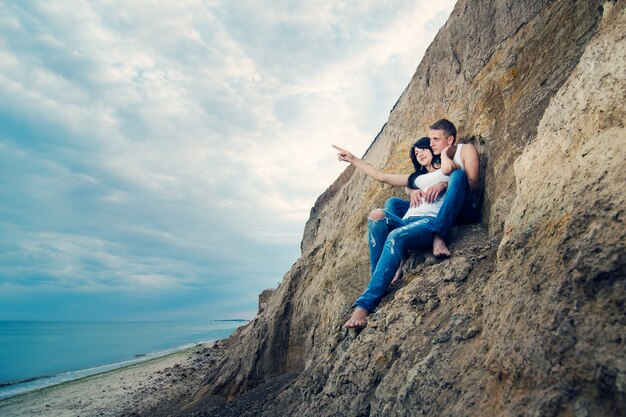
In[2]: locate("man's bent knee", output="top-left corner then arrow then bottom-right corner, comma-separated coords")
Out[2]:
369,209 -> 386,221
449,169 -> 467,183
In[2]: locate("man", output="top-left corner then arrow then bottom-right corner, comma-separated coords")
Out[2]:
422,119 -> 480,256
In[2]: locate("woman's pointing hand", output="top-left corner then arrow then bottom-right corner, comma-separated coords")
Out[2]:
332,145 -> 355,163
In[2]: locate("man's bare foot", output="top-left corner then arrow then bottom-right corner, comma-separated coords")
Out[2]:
391,257 -> 407,284
433,235 -> 451,257
343,307 -> 368,329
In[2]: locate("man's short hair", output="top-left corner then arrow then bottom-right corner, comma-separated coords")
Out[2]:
429,119 -> 457,142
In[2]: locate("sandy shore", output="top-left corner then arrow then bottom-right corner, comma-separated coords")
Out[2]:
0,342 -> 224,417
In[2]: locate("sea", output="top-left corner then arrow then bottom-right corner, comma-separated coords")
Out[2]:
0,320 -> 246,400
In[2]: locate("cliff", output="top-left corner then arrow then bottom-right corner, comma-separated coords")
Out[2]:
187,1 -> 626,416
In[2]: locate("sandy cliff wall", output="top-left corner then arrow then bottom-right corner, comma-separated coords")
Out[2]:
189,1 -> 625,416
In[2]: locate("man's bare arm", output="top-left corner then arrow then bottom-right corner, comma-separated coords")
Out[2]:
461,144 -> 480,191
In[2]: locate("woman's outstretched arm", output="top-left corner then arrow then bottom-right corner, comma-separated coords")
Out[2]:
332,145 -> 410,187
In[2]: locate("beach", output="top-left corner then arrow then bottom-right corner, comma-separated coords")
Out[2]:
0,342 -> 224,417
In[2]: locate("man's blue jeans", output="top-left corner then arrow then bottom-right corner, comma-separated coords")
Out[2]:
354,212 -> 435,313
385,170 -> 475,239
432,170 -> 475,238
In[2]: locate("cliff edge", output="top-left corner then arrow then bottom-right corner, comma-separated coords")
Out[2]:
187,1 -> 625,416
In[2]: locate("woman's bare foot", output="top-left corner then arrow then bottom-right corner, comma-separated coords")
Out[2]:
343,307 -> 368,329
433,234 -> 451,257
391,257 -> 407,284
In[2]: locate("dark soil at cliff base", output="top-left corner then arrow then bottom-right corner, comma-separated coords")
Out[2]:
185,373 -> 298,417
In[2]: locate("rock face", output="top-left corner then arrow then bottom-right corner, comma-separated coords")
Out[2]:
258,289 -> 276,314
189,1 -> 625,416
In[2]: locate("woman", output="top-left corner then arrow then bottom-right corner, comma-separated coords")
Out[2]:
332,138 -> 456,329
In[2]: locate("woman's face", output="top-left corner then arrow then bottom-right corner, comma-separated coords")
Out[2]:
415,147 -> 433,167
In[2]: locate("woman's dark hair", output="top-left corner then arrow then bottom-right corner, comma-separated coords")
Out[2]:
409,137 -> 434,172
407,137 -> 438,189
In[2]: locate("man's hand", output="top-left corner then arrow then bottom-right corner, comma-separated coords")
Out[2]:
423,182 -> 447,203
409,189 -> 422,208
442,144 -> 456,160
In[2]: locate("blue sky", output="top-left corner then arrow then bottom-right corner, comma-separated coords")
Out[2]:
0,0 -> 455,321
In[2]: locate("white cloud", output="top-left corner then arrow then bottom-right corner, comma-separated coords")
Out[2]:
0,0 -> 456,319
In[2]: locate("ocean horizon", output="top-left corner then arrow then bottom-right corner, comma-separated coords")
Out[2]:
0,320 -> 247,400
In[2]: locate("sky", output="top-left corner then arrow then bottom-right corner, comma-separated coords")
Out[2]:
0,0 -> 456,321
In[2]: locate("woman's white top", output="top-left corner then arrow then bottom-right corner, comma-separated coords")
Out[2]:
402,169 -> 449,219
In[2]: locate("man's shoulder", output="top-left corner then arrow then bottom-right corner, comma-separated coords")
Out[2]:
460,143 -> 478,158
459,142 -> 477,150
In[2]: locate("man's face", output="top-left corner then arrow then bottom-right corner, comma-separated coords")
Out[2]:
429,129 -> 454,155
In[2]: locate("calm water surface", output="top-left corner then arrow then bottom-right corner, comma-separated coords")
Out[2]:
0,320 -> 246,399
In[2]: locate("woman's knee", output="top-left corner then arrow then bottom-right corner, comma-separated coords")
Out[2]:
369,209 -> 386,221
